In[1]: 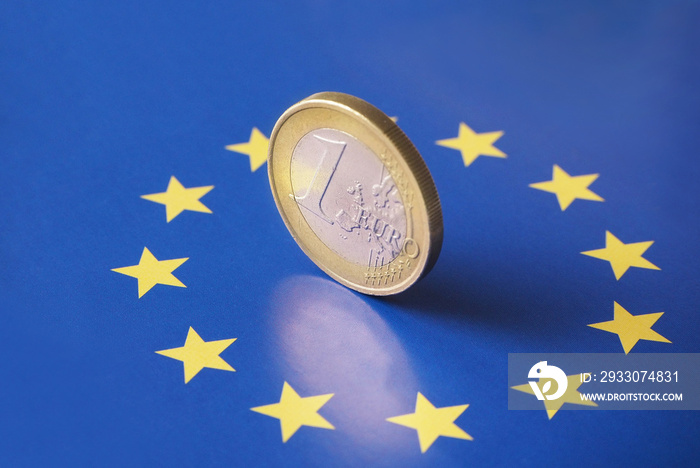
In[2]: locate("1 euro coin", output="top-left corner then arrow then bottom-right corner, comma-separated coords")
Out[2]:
268,92 -> 443,295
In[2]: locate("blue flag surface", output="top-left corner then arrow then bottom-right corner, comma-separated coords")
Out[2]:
2,1 -> 699,466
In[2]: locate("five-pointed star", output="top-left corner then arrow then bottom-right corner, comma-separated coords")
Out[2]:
111,247 -> 188,298
251,382 -> 334,442
156,327 -> 236,383
141,176 -> 213,222
588,302 -> 670,354
511,374 -> 597,419
581,231 -> 660,280
386,392 -> 472,453
436,122 -> 506,167
225,127 -> 269,172
529,164 -> 604,210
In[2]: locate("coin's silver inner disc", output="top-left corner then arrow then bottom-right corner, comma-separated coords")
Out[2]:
290,128 -> 407,267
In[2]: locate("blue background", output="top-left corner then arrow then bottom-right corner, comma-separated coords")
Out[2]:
1,1 -> 699,466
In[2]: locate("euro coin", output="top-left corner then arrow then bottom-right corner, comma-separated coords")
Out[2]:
268,92 -> 443,295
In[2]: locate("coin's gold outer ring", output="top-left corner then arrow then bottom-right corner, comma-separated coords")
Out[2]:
268,92 -> 443,296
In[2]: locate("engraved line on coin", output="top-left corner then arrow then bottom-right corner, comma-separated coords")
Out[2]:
364,238 -> 419,285
294,135 -> 347,224
364,257 -> 411,285
344,165 -> 405,267
377,150 -> 414,210
291,129 -> 407,267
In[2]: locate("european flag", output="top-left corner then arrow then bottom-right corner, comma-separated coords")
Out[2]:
2,1 -> 699,466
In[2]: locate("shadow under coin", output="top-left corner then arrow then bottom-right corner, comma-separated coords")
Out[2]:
385,252 -> 586,341
269,275 -> 417,454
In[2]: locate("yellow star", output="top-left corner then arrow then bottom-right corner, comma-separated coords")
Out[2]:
511,374 -> 597,419
225,127 -> 269,172
251,382 -> 334,442
141,176 -> 214,222
581,231 -> 660,280
156,327 -> 236,383
588,302 -> 671,354
436,122 -> 505,167
386,392 -> 472,453
529,165 -> 604,210
111,247 -> 188,298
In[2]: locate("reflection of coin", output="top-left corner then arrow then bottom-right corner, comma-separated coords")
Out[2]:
268,92 -> 443,295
